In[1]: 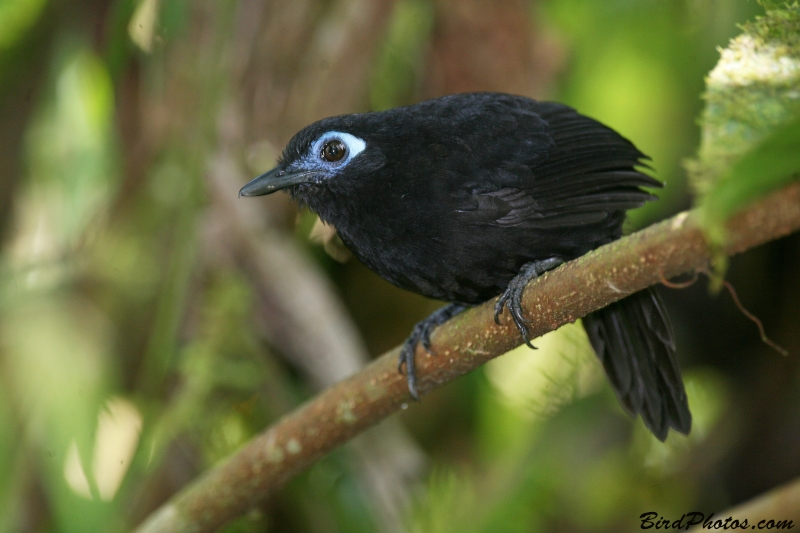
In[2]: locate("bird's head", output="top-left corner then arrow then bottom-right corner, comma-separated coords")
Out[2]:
239,115 -> 388,203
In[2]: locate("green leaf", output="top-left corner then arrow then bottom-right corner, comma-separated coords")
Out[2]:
697,114 -> 800,286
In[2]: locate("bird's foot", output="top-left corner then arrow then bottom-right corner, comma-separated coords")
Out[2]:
494,257 -> 564,348
398,303 -> 468,400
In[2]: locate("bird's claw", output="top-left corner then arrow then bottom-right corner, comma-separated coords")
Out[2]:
398,303 -> 467,400
493,294 -> 508,325
494,276 -> 536,349
398,335 -> 422,400
494,258 -> 564,349
398,318 -> 437,399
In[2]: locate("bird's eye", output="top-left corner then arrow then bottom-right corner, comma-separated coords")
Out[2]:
321,139 -> 346,162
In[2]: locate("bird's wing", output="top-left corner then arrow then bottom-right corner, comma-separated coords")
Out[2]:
455,102 -> 661,229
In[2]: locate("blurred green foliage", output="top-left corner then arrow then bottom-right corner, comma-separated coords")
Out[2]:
691,1 -> 800,193
26,45 -> 119,244
370,0 -> 434,111
698,114 -> 800,282
689,3 -> 800,282
546,0 -> 760,227
1,1 -> 799,532
0,0 -> 48,50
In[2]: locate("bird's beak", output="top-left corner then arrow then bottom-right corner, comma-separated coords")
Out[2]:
238,166 -> 316,197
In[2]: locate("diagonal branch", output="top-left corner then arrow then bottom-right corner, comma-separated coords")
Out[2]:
135,181 -> 800,533
688,475 -> 800,531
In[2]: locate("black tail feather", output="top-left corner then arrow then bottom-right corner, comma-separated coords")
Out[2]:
582,288 -> 692,441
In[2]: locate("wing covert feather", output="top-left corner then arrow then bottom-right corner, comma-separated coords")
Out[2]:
456,101 -> 660,228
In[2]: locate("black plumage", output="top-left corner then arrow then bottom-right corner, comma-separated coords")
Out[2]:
240,92 -> 691,441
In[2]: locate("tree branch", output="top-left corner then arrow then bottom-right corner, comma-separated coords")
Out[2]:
688,476 -> 800,531
135,181 -> 800,533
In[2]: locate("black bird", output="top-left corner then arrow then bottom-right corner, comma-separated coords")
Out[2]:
240,92 -> 691,441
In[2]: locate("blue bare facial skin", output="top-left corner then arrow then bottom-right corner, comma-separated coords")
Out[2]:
239,131 -> 367,196
240,92 -> 691,441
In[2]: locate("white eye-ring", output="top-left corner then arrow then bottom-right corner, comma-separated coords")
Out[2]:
313,131 -> 366,164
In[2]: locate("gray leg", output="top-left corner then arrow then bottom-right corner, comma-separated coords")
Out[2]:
398,303 -> 468,400
494,257 -> 564,348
